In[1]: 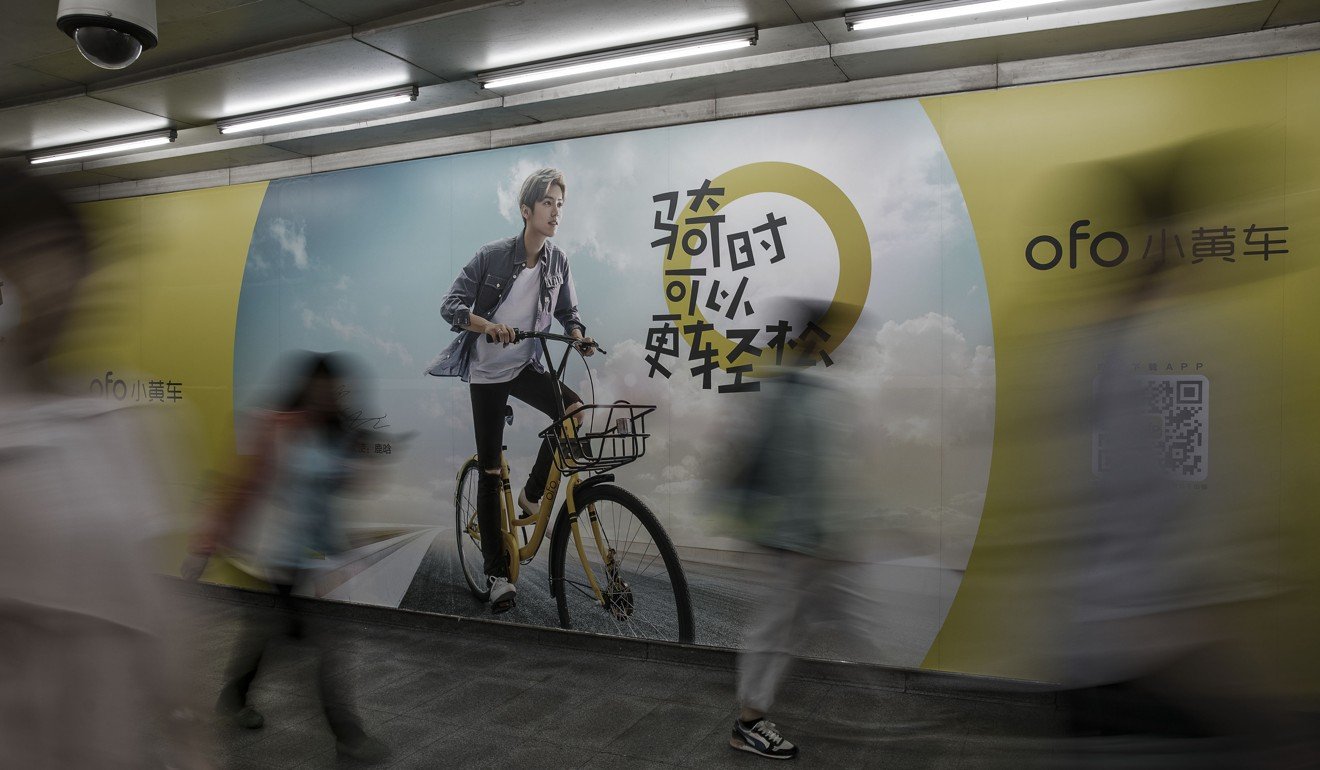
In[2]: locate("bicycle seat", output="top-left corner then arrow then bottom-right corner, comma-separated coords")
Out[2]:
504,405 -> 514,426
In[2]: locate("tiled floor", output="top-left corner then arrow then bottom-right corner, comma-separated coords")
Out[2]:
178,590 -> 1073,769
188,590 -> 1320,769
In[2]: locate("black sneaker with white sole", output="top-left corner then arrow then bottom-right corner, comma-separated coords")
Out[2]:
488,575 -> 516,613
730,718 -> 798,759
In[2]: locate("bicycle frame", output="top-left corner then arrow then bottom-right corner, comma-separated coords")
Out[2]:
489,427 -> 570,584
478,420 -> 612,604
472,333 -> 616,600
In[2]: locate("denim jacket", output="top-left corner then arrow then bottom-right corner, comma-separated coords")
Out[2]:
426,235 -> 585,380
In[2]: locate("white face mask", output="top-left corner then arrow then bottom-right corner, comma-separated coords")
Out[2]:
0,269 -> 19,341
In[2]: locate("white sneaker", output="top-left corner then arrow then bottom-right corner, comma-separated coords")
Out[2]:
488,576 -> 516,613
518,489 -> 539,518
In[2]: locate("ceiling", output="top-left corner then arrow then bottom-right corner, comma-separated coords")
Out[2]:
3,0 -> 1317,193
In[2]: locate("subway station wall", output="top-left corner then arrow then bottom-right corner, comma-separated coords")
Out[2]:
57,51 -> 1320,685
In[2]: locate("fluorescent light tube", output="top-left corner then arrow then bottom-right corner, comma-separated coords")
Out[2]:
480,27 -> 757,90
217,86 -> 418,135
846,0 -> 1078,30
29,129 -> 176,165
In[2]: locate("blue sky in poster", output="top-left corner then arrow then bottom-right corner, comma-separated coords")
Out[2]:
234,97 -> 993,560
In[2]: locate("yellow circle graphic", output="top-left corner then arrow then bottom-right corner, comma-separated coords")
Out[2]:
665,161 -> 871,376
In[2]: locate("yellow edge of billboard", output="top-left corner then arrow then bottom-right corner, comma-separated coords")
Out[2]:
918,51 -> 1320,690
68,181 -> 270,586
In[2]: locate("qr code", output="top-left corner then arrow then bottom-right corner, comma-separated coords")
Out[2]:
1092,375 -> 1209,481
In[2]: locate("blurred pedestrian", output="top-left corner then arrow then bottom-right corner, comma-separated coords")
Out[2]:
189,351 -> 388,763
0,168 -> 208,769
1031,141 -> 1315,765
713,298 -> 867,760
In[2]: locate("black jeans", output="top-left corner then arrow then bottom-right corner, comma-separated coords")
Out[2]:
470,365 -> 581,578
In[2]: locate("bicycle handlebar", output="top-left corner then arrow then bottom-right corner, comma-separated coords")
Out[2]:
503,328 -> 607,355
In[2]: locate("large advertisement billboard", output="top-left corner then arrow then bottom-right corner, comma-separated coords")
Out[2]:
55,50 -> 1320,683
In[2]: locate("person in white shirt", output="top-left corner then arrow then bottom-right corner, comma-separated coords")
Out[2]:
428,168 -> 594,611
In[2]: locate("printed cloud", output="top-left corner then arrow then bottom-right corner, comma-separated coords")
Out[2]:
301,307 -> 415,367
269,218 -> 310,270
841,312 -> 995,447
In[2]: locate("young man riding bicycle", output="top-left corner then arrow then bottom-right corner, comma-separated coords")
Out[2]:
427,168 -> 595,612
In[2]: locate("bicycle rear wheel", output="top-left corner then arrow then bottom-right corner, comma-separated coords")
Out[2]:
454,457 -> 489,601
550,484 -> 694,643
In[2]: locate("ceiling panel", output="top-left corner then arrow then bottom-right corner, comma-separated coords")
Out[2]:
0,96 -> 179,156
514,79 -> 721,123
832,39 -> 1008,82
0,67 -> 83,107
357,0 -> 803,81
304,0 -> 498,26
782,0 -> 866,23
86,144 -> 308,180
1266,0 -> 1320,28
711,55 -> 848,94
154,0 -> 300,24
508,56 -> 847,123
19,0 -> 349,90
32,169 -> 135,190
267,106 -> 537,156
7,1 -> 84,64
88,39 -> 443,125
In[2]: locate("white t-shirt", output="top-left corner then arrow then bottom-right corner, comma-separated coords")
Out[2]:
470,260 -> 543,384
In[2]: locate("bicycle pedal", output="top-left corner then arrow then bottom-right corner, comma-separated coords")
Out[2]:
490,597 -> 516,614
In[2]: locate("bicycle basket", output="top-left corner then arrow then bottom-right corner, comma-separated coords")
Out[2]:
539,401 -> 656,474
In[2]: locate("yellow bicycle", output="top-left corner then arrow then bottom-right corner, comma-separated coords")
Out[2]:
454,329 -> 695,643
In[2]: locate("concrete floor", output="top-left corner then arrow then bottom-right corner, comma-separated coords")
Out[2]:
179,584 -> 1057,769
183,585 -> 1302,769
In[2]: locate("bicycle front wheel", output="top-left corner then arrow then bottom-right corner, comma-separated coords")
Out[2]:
454,457 -> 488,601
550,484 -> 695,643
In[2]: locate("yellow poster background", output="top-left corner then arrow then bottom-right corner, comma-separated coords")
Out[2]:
58,183 -> 268,579
921,52 -> 1320,692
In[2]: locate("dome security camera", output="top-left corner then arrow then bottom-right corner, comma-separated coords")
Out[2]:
56,1 -> 158,71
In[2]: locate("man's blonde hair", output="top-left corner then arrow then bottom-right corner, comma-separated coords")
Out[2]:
518,168 -> 566,222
